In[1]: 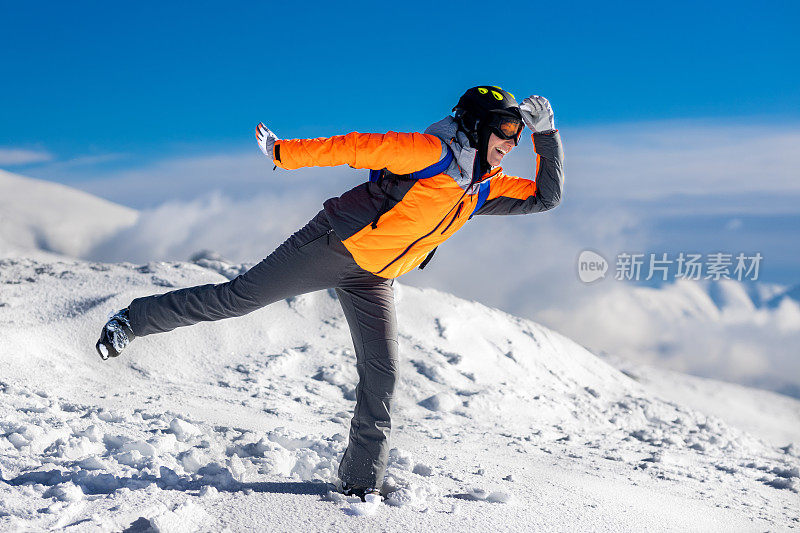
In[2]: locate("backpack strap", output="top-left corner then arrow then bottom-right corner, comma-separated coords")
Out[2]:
369,144 -> 453,183
468,179 -> 492,219
408,145 -> 453,179
418,246 -> 438,270
369,144 -> 454,229
368,169 -> 384,183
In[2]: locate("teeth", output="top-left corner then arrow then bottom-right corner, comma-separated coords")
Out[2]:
497,148 -> 507,155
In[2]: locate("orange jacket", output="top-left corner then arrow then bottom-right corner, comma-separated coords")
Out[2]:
273,117 -> 564,278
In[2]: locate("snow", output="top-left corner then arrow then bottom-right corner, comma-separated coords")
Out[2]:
0,255 -> 798,531
0,169 -> 138,258
602,354 -> 800,448
538,278 -> 800,397
0,168 -> 796,530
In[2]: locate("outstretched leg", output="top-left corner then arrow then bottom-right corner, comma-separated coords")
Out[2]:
335,277 -> 398,490
126,210 -> 354,336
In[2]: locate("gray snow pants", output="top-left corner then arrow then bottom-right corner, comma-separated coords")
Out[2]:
127,209 -> 399,489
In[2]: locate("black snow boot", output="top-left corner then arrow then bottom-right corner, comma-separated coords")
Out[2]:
96,308 -> 135,360
338,480 -> 381,502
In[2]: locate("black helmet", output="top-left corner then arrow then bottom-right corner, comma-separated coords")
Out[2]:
453,86 -> 523,174
454,86 -> 520,120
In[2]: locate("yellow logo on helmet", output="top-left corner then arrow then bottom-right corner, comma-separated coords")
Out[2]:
479,86 -> 514,100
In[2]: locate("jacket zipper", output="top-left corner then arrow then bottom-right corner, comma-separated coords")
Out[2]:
377,190 -> 469,275
441,202 -> 463,234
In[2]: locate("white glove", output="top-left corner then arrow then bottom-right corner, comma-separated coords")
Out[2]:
519,96 -> 555,134
255,122 -> 279,159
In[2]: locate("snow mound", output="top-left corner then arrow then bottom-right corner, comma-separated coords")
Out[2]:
0,257 -> 798,530
0,169 -> 138,257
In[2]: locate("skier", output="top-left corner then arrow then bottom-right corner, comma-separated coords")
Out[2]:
96,86 -> 564,500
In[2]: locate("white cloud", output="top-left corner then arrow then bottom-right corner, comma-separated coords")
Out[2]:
47,153 -> 127,169
725,218 -> 743,231
560,121 -> 800,200
86,190 -> 324,264
26,117 -> 800,397
0,148 -> 53,166
70,151 -> 358,209
535,280 -> 800,396
24,119 -> 800,214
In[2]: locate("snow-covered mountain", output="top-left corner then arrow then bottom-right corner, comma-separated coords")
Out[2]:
539,278 -> 800,398
0,169 -> 137,258
0,256 -> 798,531
4,168 -> 799,400
1,170 -> 798,530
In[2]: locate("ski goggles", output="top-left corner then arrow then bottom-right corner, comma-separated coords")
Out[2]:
488,115 -> 524,144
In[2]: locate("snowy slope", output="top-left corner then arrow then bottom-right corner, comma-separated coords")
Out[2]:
0,257 -> 798,531
599,354 -> 800,448
0,169 -> 138,257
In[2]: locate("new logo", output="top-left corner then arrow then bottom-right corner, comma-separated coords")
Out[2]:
577,250 -> 608,283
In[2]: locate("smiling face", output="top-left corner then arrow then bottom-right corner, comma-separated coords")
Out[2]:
486,132 -> 516,167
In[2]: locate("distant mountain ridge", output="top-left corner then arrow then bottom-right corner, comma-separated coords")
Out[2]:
538,276 -> 800,400
0,169 -> 138,257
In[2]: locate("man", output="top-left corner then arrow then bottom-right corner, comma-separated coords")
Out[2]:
96,86 -> 564,500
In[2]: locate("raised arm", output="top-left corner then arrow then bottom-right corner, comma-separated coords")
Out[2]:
473,131 -> 563,215
256,123 -> 445,175
473,96 -> 564,216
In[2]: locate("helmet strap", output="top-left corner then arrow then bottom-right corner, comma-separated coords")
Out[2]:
454,109 -> 492,176
455,109 -> 480,148
476,124 -> 492,176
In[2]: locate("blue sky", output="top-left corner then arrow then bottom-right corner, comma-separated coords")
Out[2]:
1,0 -> 799,286
2,1 -> 799,158
2,1 -> 799,395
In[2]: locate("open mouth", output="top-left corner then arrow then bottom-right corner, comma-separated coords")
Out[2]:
495,147 -> 508,156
